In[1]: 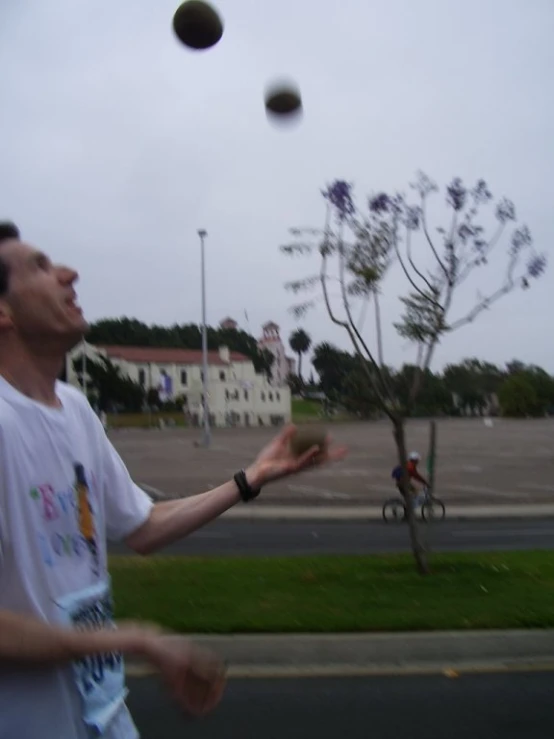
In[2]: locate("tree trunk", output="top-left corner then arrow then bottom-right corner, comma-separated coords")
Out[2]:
428,420 -> 437,494
393,418 -> 429,575
298,353 -> 303,383
373,290 -> 384,367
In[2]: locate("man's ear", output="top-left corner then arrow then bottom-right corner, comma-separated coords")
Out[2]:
0,300 -> 13,330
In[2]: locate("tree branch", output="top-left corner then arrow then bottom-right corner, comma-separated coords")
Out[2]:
280,242 -> 314,256
448,250 -> 519,331
373,289 -> 384,367
284,275 -> 321,294
408,279 -> 455,408
320,210 -> 349,333
405,226 -> 438,296
393,229 -> 443,311
337,233 -> 395,408
456,222 -> 505,286
421,195 -> 449,280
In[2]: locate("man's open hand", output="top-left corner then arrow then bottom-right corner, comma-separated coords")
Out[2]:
246,424 -> 348,489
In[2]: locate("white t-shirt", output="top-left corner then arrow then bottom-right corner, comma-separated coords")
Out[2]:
0,378 -> 154,739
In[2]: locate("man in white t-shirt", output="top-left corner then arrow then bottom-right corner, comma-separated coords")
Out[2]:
0,222 -> 347,739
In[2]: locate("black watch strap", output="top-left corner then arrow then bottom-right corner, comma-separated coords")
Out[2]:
234,469 -> 261,503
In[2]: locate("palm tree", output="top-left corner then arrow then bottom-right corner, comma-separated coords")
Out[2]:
289,329 -> 312,383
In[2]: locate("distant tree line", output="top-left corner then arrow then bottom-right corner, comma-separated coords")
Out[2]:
86,317 -> 274,377
70,317 -> 553,418
308,344 -> 554,419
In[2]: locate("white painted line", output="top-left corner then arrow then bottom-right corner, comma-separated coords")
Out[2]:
314,468 -> 373,478
443,485 -> 525,499
451,529 -> 549,538
126,661 -> 554,680
287,484 -> 351,500
518,483 -> 554,492
138,483 -> 167,499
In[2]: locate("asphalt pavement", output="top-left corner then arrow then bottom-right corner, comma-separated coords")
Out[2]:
109,518 -> 554,556
127,671 -> 554,739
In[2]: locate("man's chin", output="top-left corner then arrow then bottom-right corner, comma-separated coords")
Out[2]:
65,323 -> 89,351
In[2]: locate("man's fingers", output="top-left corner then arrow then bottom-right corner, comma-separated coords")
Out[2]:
294,442 -> 348,471
327,445 -> 349,462
280,424 -> 297,444
294,445 -> 321,468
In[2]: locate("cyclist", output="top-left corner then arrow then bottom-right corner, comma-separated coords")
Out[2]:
391,451 -> 430,507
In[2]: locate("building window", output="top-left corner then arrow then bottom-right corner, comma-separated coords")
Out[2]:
234,389 -> 239,400
200,370 -> 204,381
219,370 -> 226,381
269,392 -> 273,401
180,370 -> 188,385
261,392 -> 266,402
225,389 -> 230,401
276,392 -> 280,401
138,369 -> 146,386
244,390 -> 249,401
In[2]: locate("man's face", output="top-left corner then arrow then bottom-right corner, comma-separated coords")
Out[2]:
0,238 -> 88,350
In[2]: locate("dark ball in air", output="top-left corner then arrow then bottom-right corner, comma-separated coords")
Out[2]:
264,80 -> 303,121
172,1 -> 224,50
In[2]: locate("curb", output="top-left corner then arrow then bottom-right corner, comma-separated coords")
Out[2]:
126,629 -> 554,678
220,505 -> 554,522
140,486 -> 554,521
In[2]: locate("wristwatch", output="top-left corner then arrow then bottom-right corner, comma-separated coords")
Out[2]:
233,469 -> 262,503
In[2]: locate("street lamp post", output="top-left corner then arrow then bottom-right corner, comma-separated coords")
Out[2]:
198,229 -> 211,447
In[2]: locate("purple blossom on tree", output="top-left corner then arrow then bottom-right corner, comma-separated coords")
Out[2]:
471,180 -> 492,204
511,225 -> 532,254
369,193 -> 390,214
323,180 -> 355,221
527,254 -> 547,278
446,178 -> 467,211
496,198 -> 516,223
405,205 -> 421,230
458,223 -> 473,243
410,171 -> 438,198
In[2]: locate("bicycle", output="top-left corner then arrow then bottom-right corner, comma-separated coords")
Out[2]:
382,486 -> 445,523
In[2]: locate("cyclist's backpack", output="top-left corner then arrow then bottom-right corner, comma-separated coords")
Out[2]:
391,464 -> 403,481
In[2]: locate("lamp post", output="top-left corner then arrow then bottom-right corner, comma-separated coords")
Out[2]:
198,229 -> 211,447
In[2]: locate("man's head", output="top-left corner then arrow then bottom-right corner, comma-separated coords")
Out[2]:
0,222 -> 87,355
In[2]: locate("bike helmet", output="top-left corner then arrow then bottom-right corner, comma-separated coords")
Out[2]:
408,451 -> 421,461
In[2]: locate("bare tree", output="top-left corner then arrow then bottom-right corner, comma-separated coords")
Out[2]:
281,172 -> 546,575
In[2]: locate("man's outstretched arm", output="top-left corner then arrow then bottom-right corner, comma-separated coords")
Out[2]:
0,609 -> 151,665
125,475 -> 250,555
124,425 -> 348,556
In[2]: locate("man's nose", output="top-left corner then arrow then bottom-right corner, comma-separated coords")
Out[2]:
57,265 -> 79,284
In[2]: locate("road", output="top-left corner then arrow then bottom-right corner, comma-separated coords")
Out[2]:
127,671 -> 554,739
109,518 -> 554,556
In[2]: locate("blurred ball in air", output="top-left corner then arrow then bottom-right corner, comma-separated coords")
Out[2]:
172,1 -> 224,50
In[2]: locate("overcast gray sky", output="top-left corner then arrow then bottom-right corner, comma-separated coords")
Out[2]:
1,0 -> 552,372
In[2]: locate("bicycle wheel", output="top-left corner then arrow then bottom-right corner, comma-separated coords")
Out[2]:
422,496 -> 445,522
382,498 -> 407,523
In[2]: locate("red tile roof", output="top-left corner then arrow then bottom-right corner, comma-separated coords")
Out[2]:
96,345 -> 249,366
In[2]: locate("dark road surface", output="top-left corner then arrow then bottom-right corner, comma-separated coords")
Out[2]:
110,518 -> 554,556
128,671 -> 554,739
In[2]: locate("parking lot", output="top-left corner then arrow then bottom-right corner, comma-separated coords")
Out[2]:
109,418 -> 554,507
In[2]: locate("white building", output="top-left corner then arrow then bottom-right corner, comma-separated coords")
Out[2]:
257,322 -> 295,387
66,342 -> 291,428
